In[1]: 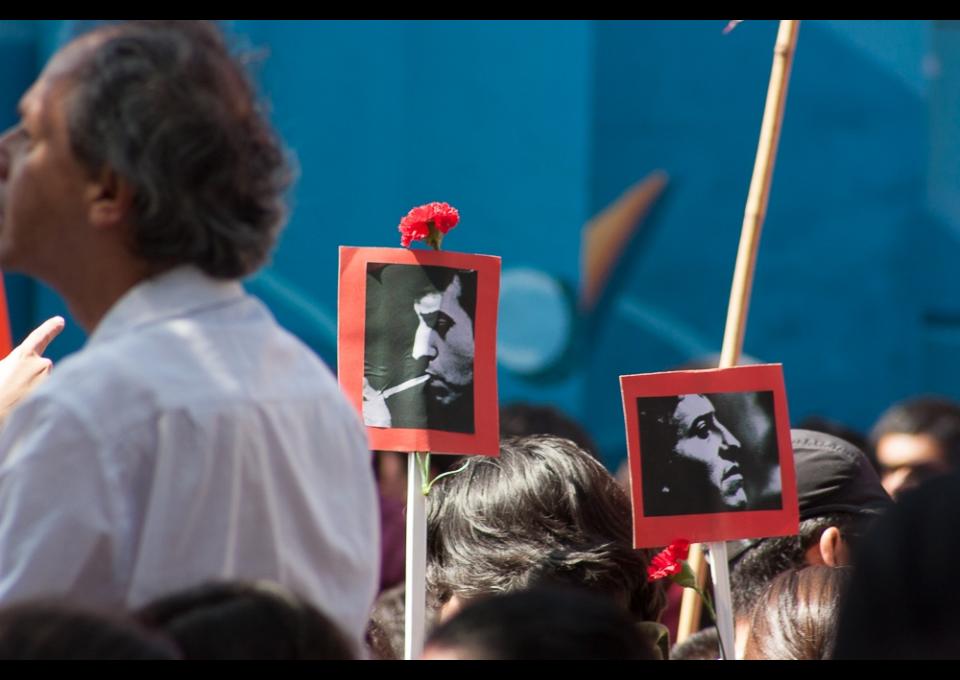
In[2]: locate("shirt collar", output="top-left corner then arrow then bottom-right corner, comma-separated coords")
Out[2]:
88,265 -> 246,347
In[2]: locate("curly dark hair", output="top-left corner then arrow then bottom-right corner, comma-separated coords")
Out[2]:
426,435 -> 666,623
61,20 -> 292,278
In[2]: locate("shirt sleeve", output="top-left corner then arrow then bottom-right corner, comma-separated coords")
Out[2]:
0,395 -> 119,605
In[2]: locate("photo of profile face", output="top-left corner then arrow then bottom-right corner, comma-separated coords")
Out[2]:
364,263 -> 477,433
638,390 -> 781,517
413,274 -> 475,407
671,394 -> 748,509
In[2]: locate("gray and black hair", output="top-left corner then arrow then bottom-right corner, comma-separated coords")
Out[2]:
426,435 -> 666,623
62,20 -> 292,278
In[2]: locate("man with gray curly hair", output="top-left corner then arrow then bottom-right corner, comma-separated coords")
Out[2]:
0,21 -> 378,645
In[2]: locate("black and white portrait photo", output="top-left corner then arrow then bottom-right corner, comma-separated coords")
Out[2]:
363,263 -> 477,434
637,390 -> 783,517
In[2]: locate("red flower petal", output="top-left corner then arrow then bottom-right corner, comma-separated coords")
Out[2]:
646,539 -> 691,582
667,539 -> 690,562
397,202 -> 460,247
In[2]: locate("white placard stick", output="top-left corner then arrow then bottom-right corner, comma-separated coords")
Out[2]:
383,373 -> 431,399
706,542 -> 736,659
404,454 -> 427,660
677,19 -> 800,658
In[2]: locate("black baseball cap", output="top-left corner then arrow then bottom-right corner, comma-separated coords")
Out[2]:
791,428 -> 892,520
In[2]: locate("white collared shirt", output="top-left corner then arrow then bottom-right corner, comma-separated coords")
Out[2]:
0,266 -> 379,645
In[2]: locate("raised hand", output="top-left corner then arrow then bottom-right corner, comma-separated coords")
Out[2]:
0,316 -> 65,426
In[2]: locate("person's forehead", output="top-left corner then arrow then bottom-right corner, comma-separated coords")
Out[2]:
414,290 -> 442,314
437,275 -> 464,309
415,275 -> 464,312
19,76 -> 64,138
876,432 -> 945,469
675,394 -> 713,425
18,36 -> 101,126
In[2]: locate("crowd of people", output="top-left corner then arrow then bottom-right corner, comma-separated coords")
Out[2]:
0,19 -> 956,659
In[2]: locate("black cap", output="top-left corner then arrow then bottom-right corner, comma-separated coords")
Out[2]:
791,428 -> 892,520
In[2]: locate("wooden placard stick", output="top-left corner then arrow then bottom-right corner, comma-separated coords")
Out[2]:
675,19 -> 800,657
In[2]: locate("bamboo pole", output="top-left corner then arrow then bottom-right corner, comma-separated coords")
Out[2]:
675,20 -> 800,656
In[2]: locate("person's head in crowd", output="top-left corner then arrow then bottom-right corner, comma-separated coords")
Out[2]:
365,582 -> 442,661
499,402 -> 601,461
136,580 -> 355,660
729,429 -> 891,658
834,471 -> 960,658
0,601 -> 178,660
639,394 -> 748,514
411,268 -> 477,410
670,626 -> 721,661
366,582 -> 406,661
869,396 -> 960,500
426,435 -> 666,626
743,565 -> 851,660
0,20 -> 291,330
421,585 -> 659,660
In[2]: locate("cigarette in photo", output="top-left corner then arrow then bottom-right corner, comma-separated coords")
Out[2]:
381,373 -> 431,399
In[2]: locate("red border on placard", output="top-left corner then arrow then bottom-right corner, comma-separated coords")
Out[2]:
620,364 -> 798,548
338,246 -> 500,457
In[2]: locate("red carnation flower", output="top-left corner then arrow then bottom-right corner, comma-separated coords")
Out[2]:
398,202 -> 460,249
647,539 -> 691,581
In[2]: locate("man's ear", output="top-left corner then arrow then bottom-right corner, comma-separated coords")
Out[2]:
805,526 -> 849,567
86,166 -> 133,230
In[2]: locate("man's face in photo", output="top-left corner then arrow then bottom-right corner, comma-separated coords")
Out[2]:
412,274 -> 474,406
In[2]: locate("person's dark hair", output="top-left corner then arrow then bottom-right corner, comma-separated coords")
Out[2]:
499,402 -> 601,462
0,601 -> 178,660
426,435 -> 666,623
670,626 -> 720,661
870,396 -> 960,468
365,583 -> 406,661
730,513 -> 861,620
424,585 -> 659,660
136,580 -> 355,659
743,566 -> 850,660
835,471 -> 960,658
61,20 -> 292,278
637,395 -> 680,501
365,583 -> 442,661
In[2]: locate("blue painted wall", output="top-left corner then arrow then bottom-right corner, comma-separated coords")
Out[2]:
2,19 -> 958,471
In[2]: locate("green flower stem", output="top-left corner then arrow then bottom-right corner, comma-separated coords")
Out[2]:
415,451 -> 469,496
425,460 -> 470,494
671,562 -> 727,660
426,222 -> 443,251
416,452 -> 432,495
696,587 -> 726,661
